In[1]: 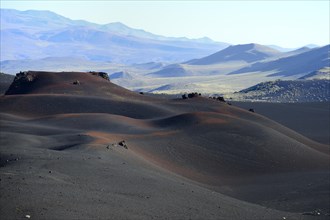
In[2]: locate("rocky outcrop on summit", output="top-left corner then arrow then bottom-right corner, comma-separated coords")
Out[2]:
89,71 -> 110,81
5,71 -> 111,96
5,71 -> 38,95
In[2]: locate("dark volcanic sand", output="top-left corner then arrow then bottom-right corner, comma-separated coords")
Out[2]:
232,102 -> 330,145
0,71 -> 329,220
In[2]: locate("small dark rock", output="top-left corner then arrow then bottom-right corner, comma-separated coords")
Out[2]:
118,140 -> 128,149
188,92 -> 198,98
217,96 -> 225,102
248,108 -> 255,113
73,80 -> 80,85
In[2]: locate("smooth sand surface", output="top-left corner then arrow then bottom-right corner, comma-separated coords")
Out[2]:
1,71 -> 329,219
232,102 -> 330,145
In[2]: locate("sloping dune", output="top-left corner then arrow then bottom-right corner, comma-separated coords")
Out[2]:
1,71 -> 329,219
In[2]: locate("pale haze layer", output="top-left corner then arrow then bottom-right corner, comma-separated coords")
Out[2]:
1,0 -> 329,48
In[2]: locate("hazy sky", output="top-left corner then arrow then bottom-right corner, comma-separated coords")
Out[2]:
1,0 -> 329,48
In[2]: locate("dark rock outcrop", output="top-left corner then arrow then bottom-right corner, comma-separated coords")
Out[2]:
209,96 -> 226,102
182,92 -> 201,99
5,71 -> 38,95
90,71 -> 110,81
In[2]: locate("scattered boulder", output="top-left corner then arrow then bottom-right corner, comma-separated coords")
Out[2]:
139,92 -> 144,95
182,92 -> 201,99
73,80 -> 80,85
216,96 -> 225,102
248,108 -> 255,113
188,92 -> 199,98
118,140 -> 128,149
188,93 -> 194,98
209,96 -> 226,102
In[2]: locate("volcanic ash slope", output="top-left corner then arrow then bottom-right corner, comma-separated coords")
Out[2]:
0,71 -> 329,219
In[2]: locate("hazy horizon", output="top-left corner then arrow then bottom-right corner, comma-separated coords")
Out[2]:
1,0 -> 329,48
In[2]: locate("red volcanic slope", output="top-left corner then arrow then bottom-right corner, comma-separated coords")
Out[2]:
0,71 -> 329,219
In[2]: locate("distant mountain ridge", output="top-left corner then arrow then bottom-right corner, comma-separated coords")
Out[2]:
0,8 -> 229,63
147,43 -> 328,79
230,45 -> 329,77
1,9 -> 328,98
186,43 -> 281,65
